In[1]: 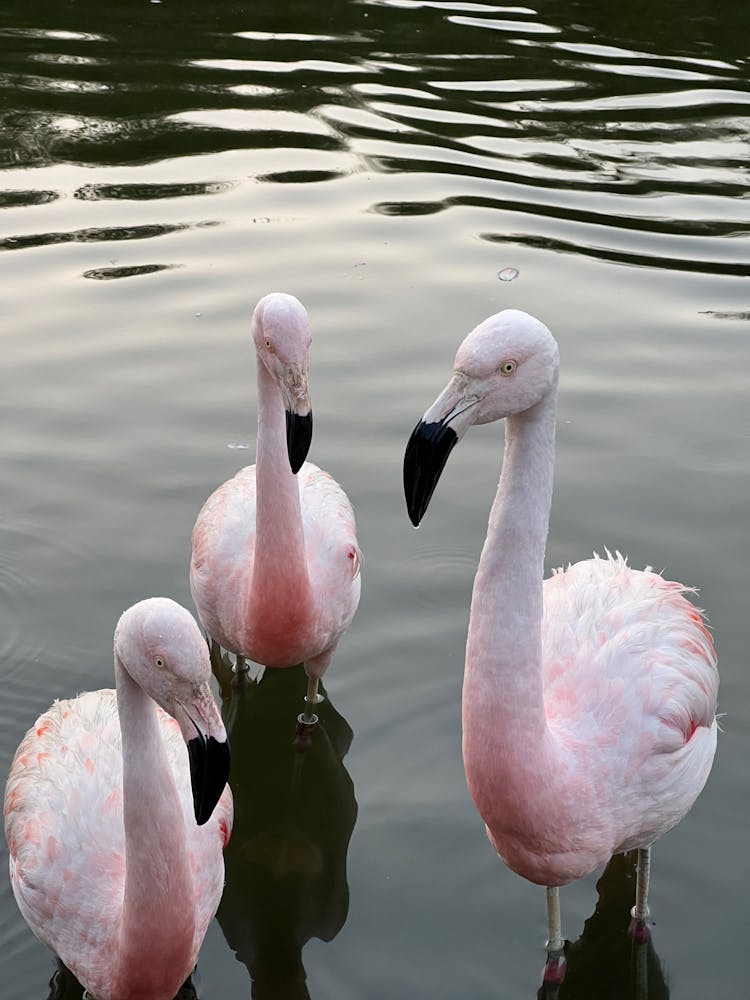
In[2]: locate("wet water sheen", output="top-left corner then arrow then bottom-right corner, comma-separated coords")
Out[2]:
1,2 -> 748,998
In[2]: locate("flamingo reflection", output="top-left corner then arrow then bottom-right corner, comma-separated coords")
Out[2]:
214,657 -> 357,999
538,851 -> 669,1000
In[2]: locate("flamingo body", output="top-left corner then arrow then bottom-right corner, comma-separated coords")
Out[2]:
190,293 -> 361,684
403,308 -> 718,937
191,461 -> 361,675
474,553 -> 717,887
4,599 -> 233,1000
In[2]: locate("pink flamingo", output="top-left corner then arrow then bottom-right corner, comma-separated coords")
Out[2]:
4,598 -> 233,1000
190,292 -> 361,722
403,309 -> 718,984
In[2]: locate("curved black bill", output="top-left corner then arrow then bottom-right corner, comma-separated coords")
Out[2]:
285,409 -> 313,474
403,419 -> 459,527
187,735 -> 231,825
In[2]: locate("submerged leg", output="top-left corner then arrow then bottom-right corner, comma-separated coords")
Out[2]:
543,886 -> 566,986
629,847 -> 652,943
231,654 -> 250,691
293,672 -> 324,750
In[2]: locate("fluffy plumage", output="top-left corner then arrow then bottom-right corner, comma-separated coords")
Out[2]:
191,462 -> 360,676
4,599 -> 233,1000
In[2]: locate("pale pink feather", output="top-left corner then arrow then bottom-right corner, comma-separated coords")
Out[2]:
4,604 -> 233,1000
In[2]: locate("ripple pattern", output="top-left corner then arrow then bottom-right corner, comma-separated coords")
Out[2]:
0,0 -> 746,278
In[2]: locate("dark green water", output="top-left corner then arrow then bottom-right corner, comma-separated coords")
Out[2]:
1,2 -> 748,997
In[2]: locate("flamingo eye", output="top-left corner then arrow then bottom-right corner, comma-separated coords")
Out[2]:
500,360 -> 517,376
265,338 -> 272,349
154,656 -> 165,669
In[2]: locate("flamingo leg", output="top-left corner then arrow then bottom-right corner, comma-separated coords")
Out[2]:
629,847 -> 652,943
293,673 -> 323,749
303,674 -> 322,722
543,886 -> 566,985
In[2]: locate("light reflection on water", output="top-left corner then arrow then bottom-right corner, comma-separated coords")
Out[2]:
0,0 -> 748,998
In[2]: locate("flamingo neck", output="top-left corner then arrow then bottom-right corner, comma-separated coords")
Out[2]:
252,358 -> 311,611
114,659 -> 196,994
462,385 -> 558,786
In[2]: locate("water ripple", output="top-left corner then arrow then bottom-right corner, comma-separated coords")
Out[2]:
74,179 -> 237,200
449,15 -> 560,34
0,188 -> 58,208
0,219 -> 218,253
493,87 -> 750,115
0,0 -> 745,288
0,517 -> 47,677
405,544 -> 477,611
82,262 -> 179,280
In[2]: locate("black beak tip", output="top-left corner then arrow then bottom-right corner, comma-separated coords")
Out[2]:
286,409 -> 313,474
403,419 -> 458,527
187,735 -> 231,826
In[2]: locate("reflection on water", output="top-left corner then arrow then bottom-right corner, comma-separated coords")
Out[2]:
538,853 -> 669,1000
216,662 -> 356,999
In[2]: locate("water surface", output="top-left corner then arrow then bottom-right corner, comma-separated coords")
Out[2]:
1,2 -> 748,998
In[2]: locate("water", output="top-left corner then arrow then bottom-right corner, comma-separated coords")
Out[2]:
1,1 -> 748,996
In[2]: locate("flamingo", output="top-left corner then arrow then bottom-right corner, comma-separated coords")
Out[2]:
190,292 -> 361,724
4,598 -> 233,1000
403,309 -> 718,984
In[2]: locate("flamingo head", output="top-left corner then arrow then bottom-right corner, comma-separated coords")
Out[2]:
251,292 -> 313,474
114,598 -> 230,825
403,309 -> 559,526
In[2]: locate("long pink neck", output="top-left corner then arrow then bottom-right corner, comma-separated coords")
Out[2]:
462,385 -> 560,804
251,358 -> 312,612
114,660 -> 195,994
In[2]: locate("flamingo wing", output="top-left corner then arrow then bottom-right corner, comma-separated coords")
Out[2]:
4,691 -> 230,972
190,466 -> 258,652
5,691 -> 127,968
299,462 -> 362,657
541,552 -> 718,847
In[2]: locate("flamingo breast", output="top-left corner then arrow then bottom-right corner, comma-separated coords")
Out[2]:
190,462 -> 361,668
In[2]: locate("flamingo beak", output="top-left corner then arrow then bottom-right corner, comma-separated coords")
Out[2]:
285,409 -> 313,474
187,733 -> 230,825
403,374 -> 478,526
280,365 -> 313,474
403,419 -> 459,527
180,686 -> 231,825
